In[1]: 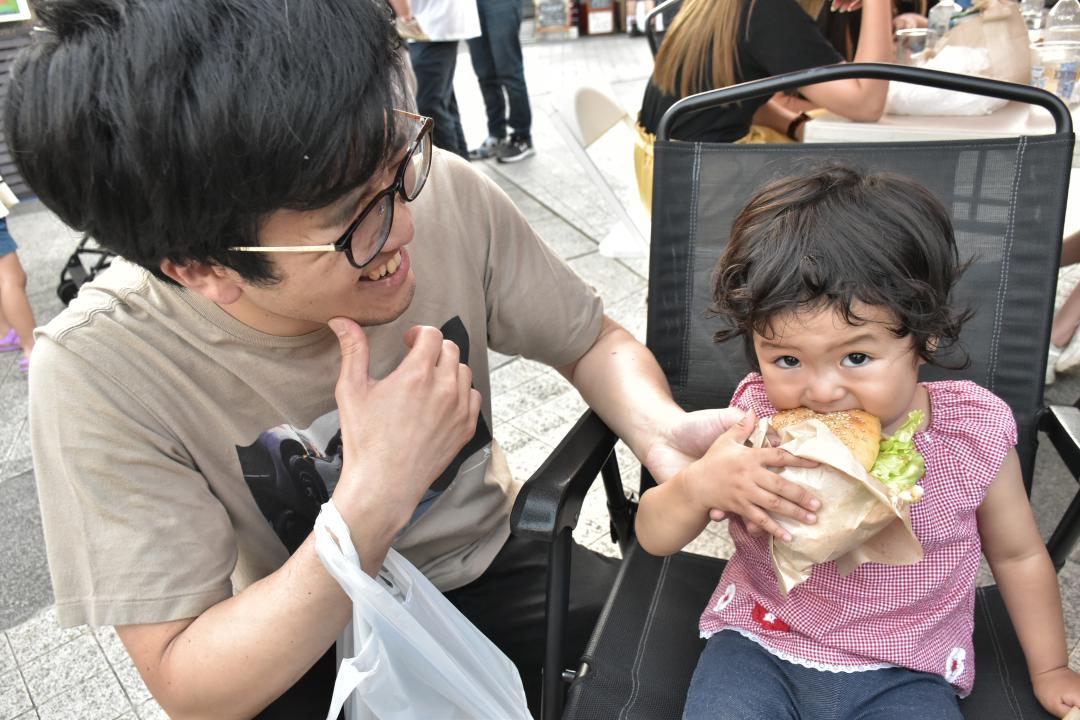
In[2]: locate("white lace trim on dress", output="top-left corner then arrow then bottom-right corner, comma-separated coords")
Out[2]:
700,626 -> 894,674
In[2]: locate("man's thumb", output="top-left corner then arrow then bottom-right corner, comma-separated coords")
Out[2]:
328,317 -> 370,378
725,409 -> 758,443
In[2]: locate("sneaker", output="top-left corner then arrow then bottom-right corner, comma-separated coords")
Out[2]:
1055,328 -> 1080,375
468,136 -> 506,161
497,135 -> 535,163
0,328 -> 18,353
1047,343 -> 1063,385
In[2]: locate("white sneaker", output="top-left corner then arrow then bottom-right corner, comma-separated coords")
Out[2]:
1055,330 -> 1080,375
1047,343 -> 1063,385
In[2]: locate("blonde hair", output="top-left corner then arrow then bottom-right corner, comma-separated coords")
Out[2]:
653,0 -> 827,98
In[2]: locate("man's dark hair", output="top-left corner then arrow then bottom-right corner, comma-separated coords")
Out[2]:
5,0 -> 406,284
712,164 -> 971,369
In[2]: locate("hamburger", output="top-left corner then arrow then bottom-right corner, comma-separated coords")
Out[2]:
771,408 -> 926,503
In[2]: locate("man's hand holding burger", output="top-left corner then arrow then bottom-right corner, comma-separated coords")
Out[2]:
637,410 -> 821,557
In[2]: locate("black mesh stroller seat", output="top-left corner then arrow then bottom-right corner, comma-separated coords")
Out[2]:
511,64 -> 1080,720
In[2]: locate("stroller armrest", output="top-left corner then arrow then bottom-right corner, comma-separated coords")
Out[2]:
510,410 -> 618,543
1040,404 -> 1080,570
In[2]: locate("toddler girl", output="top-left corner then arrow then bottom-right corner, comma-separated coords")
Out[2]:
636,166 -> 1080,718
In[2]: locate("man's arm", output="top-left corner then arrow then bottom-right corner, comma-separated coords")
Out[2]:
118,320 -> 482,720
979,449 -> 1080,717
557,316 -> 819,522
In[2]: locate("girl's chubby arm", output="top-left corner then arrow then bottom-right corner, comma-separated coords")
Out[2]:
636,410 -> 820,556
979,449 -> 1080,717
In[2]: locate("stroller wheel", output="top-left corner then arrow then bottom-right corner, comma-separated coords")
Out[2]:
57,279 -> 79,306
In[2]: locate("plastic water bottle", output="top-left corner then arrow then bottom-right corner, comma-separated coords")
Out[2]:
1048,0 -> 1080,41
1021,0 -> 1046,29
927,0 -> 960,48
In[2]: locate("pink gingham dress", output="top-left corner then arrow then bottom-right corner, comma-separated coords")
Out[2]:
699,375 -> 1017,696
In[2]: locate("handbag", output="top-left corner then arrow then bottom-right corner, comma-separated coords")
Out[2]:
313,501 -> 531,720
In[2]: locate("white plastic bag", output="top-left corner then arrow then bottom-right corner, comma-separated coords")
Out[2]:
886,46 -> 1009,116
314,501 -> 530,720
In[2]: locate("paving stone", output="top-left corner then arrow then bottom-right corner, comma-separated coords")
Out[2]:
586,532 -> 621,559
21,634 -> 110,707
5,610 -> 85,666
0,670 -> 32,720
135,698 -> 168,720
0,419 -> 29,468
486,348 -> 516,372
507,391 -> 588,448
573,478 -> 618,551
92,628 -> 151,707
0,636 -> 15,677
35,671 -> 130,720
613,441 -> 643,488
605,289 -> 648,342
0,470 -> 52,630
503,436 -> 557,486
491,370 -> 574,423
1058,558 -> 1080,654
490,357 -> 548,397
567,252 -> 646,307
683,521 -> 736,561
527,216 -> 597,260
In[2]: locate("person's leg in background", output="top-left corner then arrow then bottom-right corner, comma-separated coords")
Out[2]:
0,219 -> 36,375
470,0 -> 534,163
1046,229 -> 1080,383
409,40 -> 469,158
444,534 -> 619,718
466,3 -> 507,161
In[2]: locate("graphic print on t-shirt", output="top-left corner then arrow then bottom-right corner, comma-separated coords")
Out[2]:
236,316 -> 492,554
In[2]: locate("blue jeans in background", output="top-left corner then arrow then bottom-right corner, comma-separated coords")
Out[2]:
467,0 -> 531,140
684,630 -> 963,720
409,40 -> 469,158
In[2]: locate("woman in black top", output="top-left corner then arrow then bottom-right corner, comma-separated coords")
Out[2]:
638,0 -> 892,142
632,0 -> 893,211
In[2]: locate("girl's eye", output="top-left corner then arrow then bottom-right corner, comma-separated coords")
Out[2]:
775,356 -> 800,369
842,353 -> 870,368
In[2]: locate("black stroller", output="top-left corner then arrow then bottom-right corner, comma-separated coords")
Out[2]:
511,64 -> 1080,719
56,237 -> 116,305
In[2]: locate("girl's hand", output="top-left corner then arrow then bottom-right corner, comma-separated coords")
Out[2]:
1032,667 -> 1080,718
680,411 -> 821,542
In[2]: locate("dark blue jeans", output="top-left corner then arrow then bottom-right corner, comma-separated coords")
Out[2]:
684,631 -> 963,720
466,0 -> 531,140
409,40 -> 469,158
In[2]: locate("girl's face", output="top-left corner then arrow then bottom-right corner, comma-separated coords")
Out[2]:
752,302 -> 930,435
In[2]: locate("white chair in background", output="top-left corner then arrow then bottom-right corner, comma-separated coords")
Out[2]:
547,84 -> 650,258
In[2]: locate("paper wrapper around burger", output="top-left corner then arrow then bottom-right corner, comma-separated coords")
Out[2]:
748,418 -> 924,597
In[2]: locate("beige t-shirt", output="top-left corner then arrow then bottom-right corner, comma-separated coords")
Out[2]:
30,150 -> 604,628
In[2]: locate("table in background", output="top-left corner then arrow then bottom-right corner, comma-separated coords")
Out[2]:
804,103 -> 1080,234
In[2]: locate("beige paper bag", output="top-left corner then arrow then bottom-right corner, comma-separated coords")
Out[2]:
750,418 -> 924,596
934,0 -> 1031,84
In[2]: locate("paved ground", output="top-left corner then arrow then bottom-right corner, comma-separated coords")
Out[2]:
1,28 -> 1079,720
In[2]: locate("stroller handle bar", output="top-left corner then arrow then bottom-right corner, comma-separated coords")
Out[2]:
657,62 -> 1073,141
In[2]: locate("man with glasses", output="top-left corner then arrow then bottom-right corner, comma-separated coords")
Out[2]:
12,1 -> 819,718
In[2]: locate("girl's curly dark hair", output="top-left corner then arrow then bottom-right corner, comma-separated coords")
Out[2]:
712,164 -> 972,369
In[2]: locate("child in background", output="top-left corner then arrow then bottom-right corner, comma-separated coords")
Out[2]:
0,177 -> 35,375
636,166 -> 1080,718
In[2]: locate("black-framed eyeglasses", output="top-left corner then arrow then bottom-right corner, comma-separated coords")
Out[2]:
229,109 -> 434,269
